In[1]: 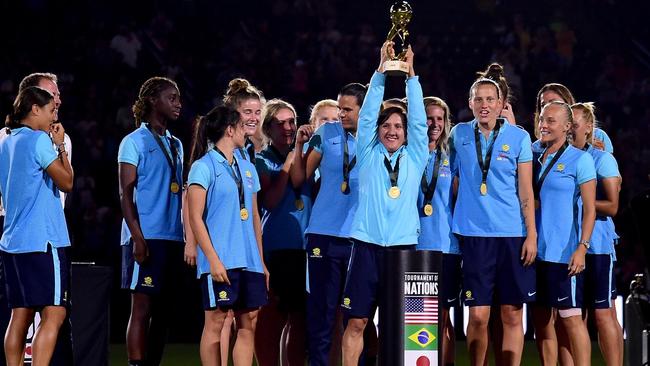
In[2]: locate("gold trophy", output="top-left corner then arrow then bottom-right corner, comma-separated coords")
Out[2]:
383,1 -> 413,76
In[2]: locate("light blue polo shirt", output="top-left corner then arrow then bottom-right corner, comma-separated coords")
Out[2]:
450,120 -> 533,237
0,128 -> 70,253
305,121 -> 359,238
256,146 -> 312,253
349,72 -> 428,246
594,127 -> 613,153
188,150 -> 263,277
416,149 -> 459,254
582,145 -> 620,255
118,123 -> 184,245
535,145 -> 596,263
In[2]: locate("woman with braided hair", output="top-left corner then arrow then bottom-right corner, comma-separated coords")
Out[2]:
118,77 -> 184,366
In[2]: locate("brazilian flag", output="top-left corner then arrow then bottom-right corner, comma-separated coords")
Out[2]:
404,324 -> 438,350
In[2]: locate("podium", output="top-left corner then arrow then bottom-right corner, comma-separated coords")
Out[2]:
379,249 -> 442,366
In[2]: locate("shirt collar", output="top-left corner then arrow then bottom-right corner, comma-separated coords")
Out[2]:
140,122 -> 172,138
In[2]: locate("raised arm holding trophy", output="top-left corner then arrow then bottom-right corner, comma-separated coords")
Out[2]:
382,1 -> 413,76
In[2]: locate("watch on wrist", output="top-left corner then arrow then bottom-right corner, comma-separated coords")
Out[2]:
579,240 -> 590,249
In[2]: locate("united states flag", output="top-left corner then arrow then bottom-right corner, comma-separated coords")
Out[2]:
404,297 -> 438,324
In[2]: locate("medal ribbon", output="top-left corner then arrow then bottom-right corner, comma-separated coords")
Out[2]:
474,119 -> 503,193
214,148 -> 245,211
342,132 -> 356,194
147,125 -> 179,187
420,148 -> 442,208
383,152 -> 402,190
534,141 -> 569,201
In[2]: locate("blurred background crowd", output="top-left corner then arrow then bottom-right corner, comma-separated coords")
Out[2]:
0,0 -> 648,342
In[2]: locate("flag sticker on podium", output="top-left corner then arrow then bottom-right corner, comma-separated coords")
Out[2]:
404,297 -> 439,364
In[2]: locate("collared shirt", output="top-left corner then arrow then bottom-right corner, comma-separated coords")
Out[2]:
349,72 -> 428,246
117,122 -> 184,244
305,121 -> 359,238
535,145 -> 596,263
416,149 -> 459,254
0,127 -> 70,252
188,150 -> 263,276
256,146 -> 312,252
450,120 -> 533,237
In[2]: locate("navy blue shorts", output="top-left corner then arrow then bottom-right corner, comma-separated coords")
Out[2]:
441,253 -> 462,309
341,240 -> 415,318
536,260 -> 584,309
583,254 -> 616,309
121,239 -> 184,295
459,236 -> 536,306
200,269 -> 267,311
267,249 -> 306,312
1,244 -> 70,309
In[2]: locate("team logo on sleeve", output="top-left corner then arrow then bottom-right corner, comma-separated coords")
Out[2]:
342,297 -> 351,309
556,163 -> 565,172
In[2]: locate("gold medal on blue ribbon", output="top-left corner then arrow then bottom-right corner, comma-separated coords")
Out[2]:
240,208 -> 249,221
295,199 -> 304,211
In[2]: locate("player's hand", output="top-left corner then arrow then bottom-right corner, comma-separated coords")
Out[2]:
520,235 -> 537,266
133,237 -> 149,264
50,123 -> 65,145
296,124 -> 314,145
184,242 -> 197,267
377,41 -> 395,73
282,151 -> 295,173
405,45 -> 415,77
568,246 -> 587,276
210,258 -> 230,285
501,102 -> 517,125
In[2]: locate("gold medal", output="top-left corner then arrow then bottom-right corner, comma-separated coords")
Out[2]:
423,204 -> 433,216
480,182 -> 488,196
295,199 -> 304,211
341,181 -> 348,193
170,181 -> 180,194
240,208 -> 249,221
388,186 -> 401,199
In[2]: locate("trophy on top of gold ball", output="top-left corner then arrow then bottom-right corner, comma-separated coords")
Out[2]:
383,1 -> 413,76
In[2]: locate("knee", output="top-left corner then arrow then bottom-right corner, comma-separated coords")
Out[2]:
593,309 -> 617,329
468,310 -> 490,329
345,318 -> 367,338
501,310 -> 523,328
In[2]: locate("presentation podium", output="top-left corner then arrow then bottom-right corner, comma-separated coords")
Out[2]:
379,249 -> 442,366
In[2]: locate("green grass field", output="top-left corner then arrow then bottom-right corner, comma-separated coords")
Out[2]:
109,341 -> 607,365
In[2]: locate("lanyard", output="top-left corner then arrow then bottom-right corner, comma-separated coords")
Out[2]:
239,138 -> 256,162
473,119 -> 502,195
421,148 -> 442,206
341,131 -> 356,194
214,148 -> 245,211
147,125 -> 178,180
383,153 -> 402,188
534,141 -> 569,201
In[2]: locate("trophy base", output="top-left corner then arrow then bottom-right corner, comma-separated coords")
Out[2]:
383,60 -> 410,76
